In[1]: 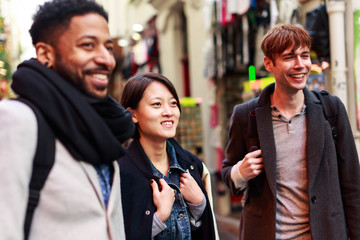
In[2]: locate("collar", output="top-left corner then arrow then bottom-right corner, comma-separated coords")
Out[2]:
271,105 -> 306,119
258,83 -> 321,107
167,140 -> 187,172
126,138 -> 191,180
149,140 -> 187,177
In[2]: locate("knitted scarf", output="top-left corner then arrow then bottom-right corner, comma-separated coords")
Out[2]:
11,58 -> 135,164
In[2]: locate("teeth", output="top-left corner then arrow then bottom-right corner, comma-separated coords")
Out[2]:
92,74 -> 107,80
162,122 -> 172,126
291,74 -> 304,78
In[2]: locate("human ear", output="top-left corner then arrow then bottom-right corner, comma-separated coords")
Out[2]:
127,107 -> 138,124
263,56 -> 273,72
35,42 -> 55,68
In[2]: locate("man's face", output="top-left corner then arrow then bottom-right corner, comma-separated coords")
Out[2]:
53,13 -> 115,99
264,45 -> 311,93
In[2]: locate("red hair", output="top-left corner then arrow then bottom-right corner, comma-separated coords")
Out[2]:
261,24 -> 311,63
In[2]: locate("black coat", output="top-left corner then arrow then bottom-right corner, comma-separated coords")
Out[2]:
222,83 -> 360,240
118,138 -> 216,240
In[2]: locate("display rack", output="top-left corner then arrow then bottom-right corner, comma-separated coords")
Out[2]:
175,97 -> 203,161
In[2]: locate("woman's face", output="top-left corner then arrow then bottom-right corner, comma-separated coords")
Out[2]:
132,81 -> 180,142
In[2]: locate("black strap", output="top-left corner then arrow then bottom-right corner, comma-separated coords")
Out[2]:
15,98 -> 56,240
246,98 -> 265,194
247,98 -> 259,151
312,90 -> 338,142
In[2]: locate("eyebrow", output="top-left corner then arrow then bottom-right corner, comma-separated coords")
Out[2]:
281,49 -> 310,57
79,35 -> 113,44
150,96 -> 176,101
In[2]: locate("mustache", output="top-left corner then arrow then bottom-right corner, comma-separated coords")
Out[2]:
82,66 -> 113,75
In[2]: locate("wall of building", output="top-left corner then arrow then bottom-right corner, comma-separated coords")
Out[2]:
347,0 -> 360,153
100,0 -> 217,170
97,0 -> 360,170
183,2 -> 215,170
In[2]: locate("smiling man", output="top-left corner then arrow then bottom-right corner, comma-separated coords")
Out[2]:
0,0 -> 135,239
222,24 -> 360,240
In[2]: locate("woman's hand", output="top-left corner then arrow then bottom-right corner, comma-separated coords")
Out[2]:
150,179 -> 175,222
179,171 -> 204,205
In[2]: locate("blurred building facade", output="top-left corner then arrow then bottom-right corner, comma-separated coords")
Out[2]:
96,0 -> 360,217
1,0 -> 359,219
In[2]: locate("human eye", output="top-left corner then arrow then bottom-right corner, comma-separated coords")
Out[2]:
301,53 -> 310,59
283,55 -> 294,60
105,43 -> 114,52
80,42 -> 94,49
170,100 -> 178,107
152,102 -> 161,107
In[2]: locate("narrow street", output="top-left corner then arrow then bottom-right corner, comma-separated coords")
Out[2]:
216,214 -> 239,240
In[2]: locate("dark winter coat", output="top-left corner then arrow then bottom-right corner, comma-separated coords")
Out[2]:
222,83 -> 360,240
118,138 -> 216,240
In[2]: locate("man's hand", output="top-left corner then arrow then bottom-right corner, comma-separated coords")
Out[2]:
238,149 -> 263,180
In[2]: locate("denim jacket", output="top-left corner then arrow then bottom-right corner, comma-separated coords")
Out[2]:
150,141 -> 202,240
119,138 -> 216,240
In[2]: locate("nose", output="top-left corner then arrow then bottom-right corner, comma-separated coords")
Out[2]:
294,56 -> 305,68
94,46 -> 116,70
162,104 -> 174,117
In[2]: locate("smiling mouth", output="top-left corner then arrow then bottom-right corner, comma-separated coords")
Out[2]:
92,73 -> 108,80
88,73 -> 109,87
290,74 -> 305,79
161,121 -> 173,126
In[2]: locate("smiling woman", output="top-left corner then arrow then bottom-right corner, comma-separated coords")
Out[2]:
130,80 -> 180,143
118,72 -> 217,240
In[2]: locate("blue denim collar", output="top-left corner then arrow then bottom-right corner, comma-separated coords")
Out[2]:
149,140 -> 192,239
149,140 -> 187,179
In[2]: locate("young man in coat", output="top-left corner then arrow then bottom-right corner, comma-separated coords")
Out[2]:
222,24 -> 360,239
0,0 -> 135,239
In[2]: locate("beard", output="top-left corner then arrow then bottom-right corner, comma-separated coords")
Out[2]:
53,55 -> 109,99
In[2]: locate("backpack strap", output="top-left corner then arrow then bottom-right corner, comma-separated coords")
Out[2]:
247,98 -> 259,151
15,98 -> 56,240
312,90 -> 339,142
246,97 -> 266,194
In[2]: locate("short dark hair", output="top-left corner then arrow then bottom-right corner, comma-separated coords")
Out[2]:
121,72 -> 181,111
121,72 -> 181,138
261,24 -> 311,63
29,0 -> 108,46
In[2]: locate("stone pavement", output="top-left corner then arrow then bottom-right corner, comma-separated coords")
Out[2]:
216,214 -> 240,240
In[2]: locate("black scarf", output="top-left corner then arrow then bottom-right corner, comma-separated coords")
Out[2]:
11,58 -> 135,165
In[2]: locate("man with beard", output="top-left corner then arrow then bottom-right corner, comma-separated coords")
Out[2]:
0,0 -> 135,239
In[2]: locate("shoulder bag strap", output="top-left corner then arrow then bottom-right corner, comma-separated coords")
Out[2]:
15,98 -> 56,240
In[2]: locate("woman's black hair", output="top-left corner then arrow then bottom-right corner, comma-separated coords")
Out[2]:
121,72 -> 181,138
